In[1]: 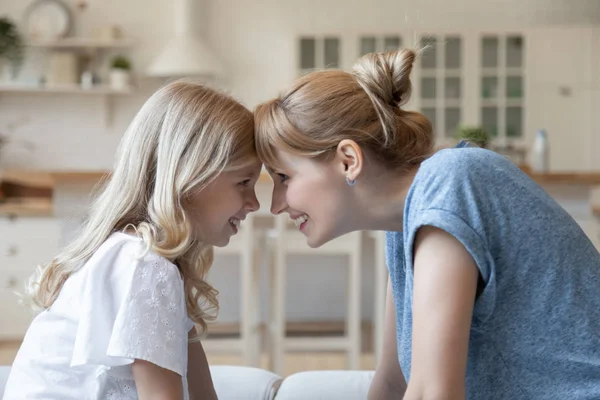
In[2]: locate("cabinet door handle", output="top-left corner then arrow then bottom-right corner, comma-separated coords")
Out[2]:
6,277 -> 17,289
6,246 -> 18,257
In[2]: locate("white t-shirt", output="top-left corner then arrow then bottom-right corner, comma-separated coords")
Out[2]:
4,232 -> 195,399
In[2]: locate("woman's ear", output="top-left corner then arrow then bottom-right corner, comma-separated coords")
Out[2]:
335,139 -> 363,182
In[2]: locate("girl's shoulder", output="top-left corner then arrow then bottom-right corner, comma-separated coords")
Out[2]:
97,232 -> 177,268
83,232 -> 182,287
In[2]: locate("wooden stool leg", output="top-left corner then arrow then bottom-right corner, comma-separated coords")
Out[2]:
346,232 -> 362,370
373,231 -> 387,367
268,216 -> 286,375
241,216 -> 260,367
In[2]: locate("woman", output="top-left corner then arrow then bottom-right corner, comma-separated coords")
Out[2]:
253,49 -> 600,399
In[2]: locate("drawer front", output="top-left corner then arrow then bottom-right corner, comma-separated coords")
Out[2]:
0,217 -> 60,242
0,217 -> 60,269
0,267 -> 38,338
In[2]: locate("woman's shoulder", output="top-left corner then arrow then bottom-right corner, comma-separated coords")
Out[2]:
422,147 -> 514,178
412,147 -> 524,200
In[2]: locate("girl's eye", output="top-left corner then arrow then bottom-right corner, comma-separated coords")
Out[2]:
277,173 -> 289,183
238,179 -> 251,187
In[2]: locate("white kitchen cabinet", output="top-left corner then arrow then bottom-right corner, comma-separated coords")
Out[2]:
591,89 -> 600,173
594,28 -> 600,87
415,34 -> 465,141
298,36 -> 341,75
476,33 -> 526,147
0,268 -> 40,338
591,28 -> 600,172
526,27 -> 594,86
304,26 -> 599,172
526,85 -> 593,172
524,27 -> 596,172
0,216 -> 60,339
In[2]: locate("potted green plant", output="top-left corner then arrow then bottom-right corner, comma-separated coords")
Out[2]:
0,17 -> 24,80
455,125 -> 490,149
109,54 -> 132,90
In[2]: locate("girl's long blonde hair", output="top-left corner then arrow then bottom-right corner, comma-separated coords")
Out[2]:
254,49 -> 434,172
26,80 -> 256,334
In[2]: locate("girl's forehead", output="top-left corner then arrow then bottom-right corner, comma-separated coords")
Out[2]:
235,161 -> 262,173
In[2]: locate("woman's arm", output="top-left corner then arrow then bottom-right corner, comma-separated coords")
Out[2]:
187,327 -> 218,400
368,279 -> 407,400
403,226 -> 479,400
132,359 -> 184,400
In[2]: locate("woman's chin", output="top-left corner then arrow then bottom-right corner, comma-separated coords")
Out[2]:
306,226 -> 349,248
305,232 -> 330,249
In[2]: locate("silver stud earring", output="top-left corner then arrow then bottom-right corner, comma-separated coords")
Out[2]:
346,176 -> 356,186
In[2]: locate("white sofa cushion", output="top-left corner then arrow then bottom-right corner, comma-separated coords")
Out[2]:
275,370 -> 375,400
1,364 -> 376,399
210,365 -> 282,400
0,365 -> 9,397
0,365 -> 282,400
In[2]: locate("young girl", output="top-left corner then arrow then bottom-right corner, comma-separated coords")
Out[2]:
4,81 -> 262,399
254,49 -> 600,399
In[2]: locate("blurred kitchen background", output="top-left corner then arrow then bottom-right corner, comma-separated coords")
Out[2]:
1,0 -> 600,377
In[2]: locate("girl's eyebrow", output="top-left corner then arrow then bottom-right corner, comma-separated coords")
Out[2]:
237,167 -> 261,179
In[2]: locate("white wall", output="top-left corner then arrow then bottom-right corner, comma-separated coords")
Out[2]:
1,0 -> 599,323
2,0 -> 599,169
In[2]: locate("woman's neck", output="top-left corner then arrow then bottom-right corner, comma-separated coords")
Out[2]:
354,165 -> 419,232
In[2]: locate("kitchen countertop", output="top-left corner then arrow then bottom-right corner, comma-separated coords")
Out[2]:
1,170 -> 108,188
2,169 -> 272,189
523,171 -> 600,185
4,168 -> 600,187
2,168 -> 600,218
0,198 -> 53,218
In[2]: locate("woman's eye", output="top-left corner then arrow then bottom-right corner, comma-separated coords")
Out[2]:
238,179 -> 251,187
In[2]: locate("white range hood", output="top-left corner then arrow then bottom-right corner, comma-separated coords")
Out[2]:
147,0 -> 223,78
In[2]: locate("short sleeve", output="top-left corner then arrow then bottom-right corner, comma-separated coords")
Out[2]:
106,258 -> 188,375
403,149 -> 504,324
406,208 -> 497,325
70,238 -> 189,377
407,209 -> 491,280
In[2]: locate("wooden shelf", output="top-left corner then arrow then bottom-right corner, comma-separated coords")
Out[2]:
0,84 -> 133,95
27,38 -> 135,49
525,171 -> 600,186
2,169 -> 274,188
0,198 -> 53,217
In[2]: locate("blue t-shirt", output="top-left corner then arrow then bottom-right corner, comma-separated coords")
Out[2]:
386,146 -> 600,399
